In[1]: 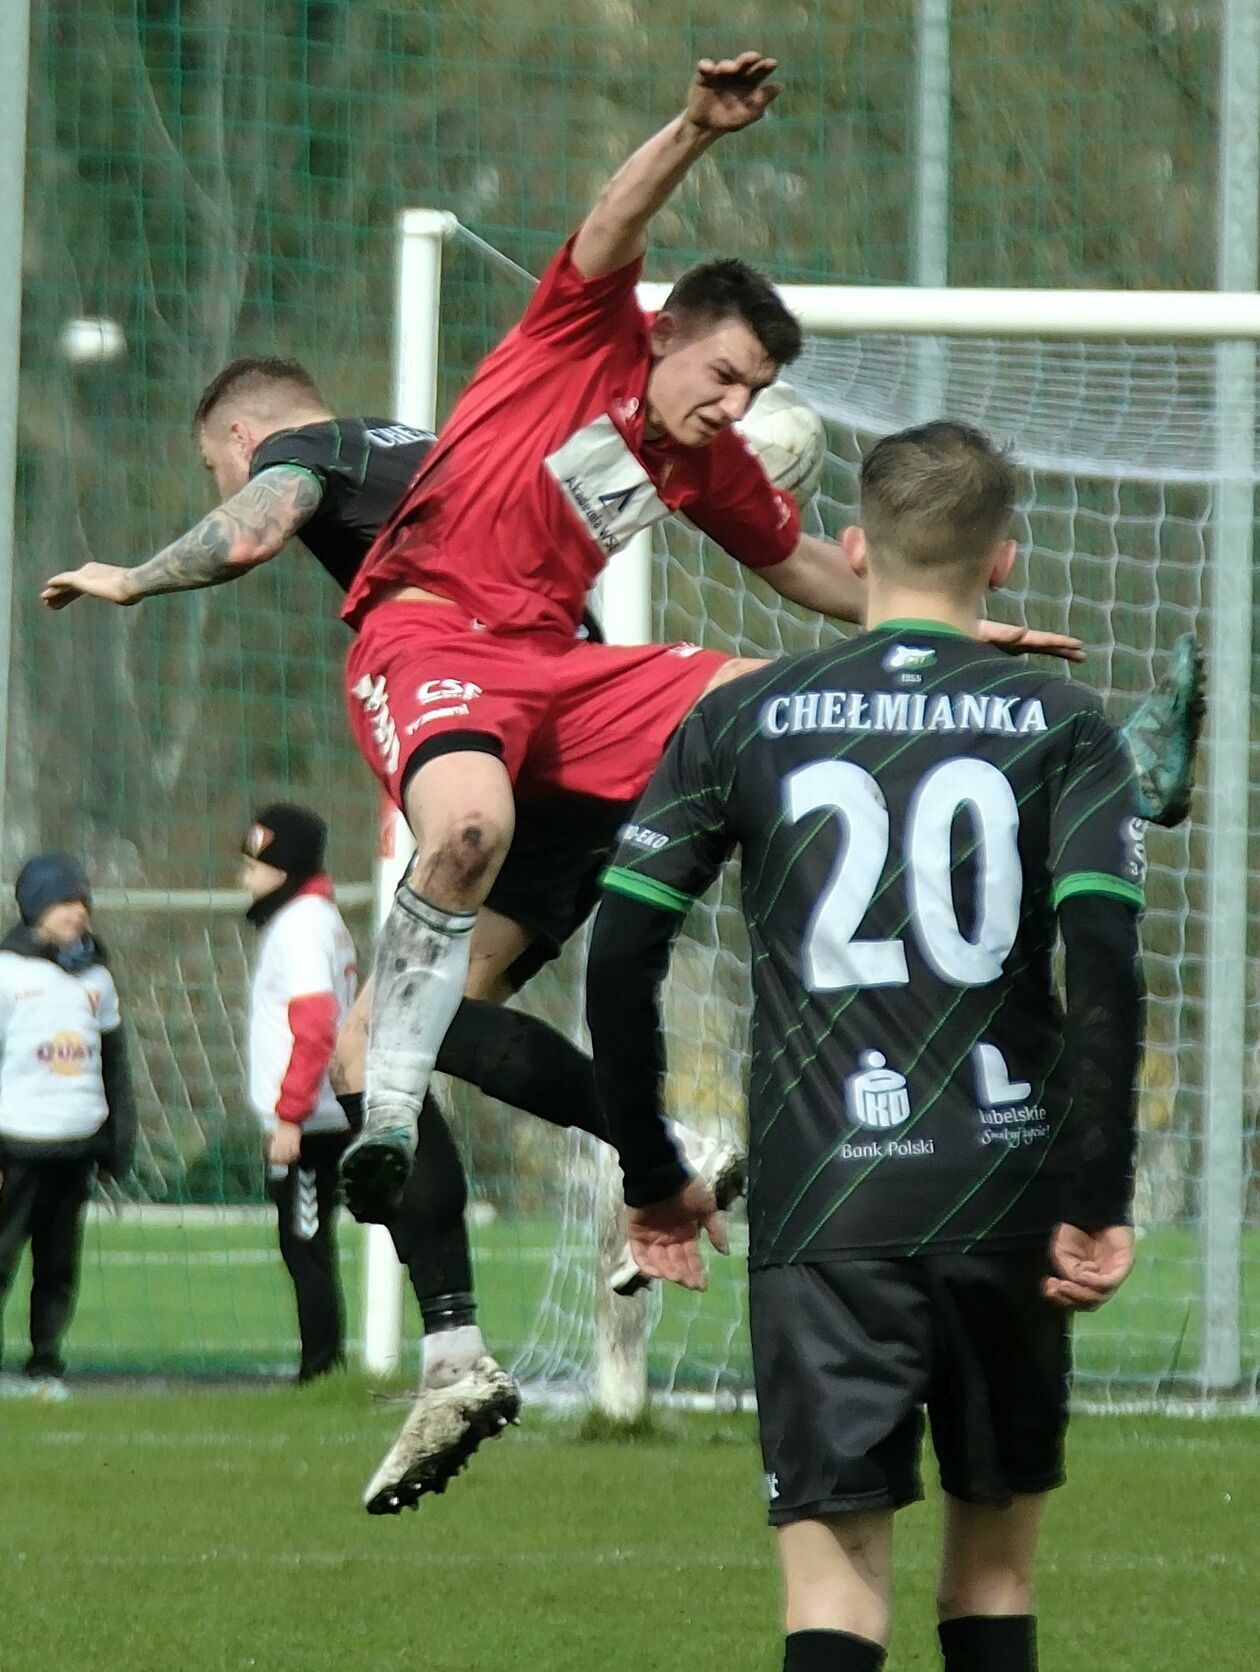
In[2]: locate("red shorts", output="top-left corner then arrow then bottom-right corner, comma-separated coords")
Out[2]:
345,601 -> 729,806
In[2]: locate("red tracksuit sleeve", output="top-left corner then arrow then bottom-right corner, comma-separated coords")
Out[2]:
275,992 -> 340,1124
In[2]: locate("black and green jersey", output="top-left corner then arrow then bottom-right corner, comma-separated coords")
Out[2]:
248,419 -> 604,644
250,418 -> 435,591
602,621 -> 1145,1265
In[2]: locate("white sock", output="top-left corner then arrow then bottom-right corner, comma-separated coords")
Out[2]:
421,1323 -> 487,1390
364,888 -> 475,1137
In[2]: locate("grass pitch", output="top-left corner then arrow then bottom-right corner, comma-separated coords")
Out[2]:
30,1208 -> 1260,1395
1,1384 -> 1256,1672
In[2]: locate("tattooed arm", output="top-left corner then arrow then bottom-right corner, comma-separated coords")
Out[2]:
41,466 -> 323,609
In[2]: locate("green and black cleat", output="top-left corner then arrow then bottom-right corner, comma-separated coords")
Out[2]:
338,1126 -> 414,1225
1118,633 -> 1206,829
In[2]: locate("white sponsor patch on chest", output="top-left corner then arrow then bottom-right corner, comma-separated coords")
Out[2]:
545,415 -> 672,557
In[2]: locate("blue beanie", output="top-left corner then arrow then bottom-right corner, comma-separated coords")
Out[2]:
15,853 -> 92,926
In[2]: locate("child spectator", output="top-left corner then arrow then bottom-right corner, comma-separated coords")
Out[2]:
0,854 -> 134,1398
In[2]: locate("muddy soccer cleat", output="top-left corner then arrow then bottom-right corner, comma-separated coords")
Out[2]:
611,1129 -> 747,1298
338,1124 -> 414,1224
1118,633 -> 1205,829
363,1356 -> 521,1514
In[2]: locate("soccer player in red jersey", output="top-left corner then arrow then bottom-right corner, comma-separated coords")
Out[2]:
337,51 -> 1088,1222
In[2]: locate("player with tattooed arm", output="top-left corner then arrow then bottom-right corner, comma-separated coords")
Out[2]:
327,49 -> 1136,1242
39,357 -> 742,1504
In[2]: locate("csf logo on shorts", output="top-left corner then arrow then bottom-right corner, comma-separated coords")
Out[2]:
404,678 -> 485,736
416,678 -> 483,707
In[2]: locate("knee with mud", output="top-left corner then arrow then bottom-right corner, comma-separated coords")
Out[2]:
410,814 -> 512,913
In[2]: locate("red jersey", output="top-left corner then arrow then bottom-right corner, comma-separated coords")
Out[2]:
342,237 -> 801,635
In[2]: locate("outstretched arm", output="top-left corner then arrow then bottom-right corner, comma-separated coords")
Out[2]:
41,464 -> 322,609
756,532 -> 1086,660
572,52 -> 781,280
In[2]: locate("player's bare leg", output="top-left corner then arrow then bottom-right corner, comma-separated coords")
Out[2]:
777,1511 -> 893,1658
936,1493 -> 1045,1670
340,749 -> 514,1223
464,905 -> 534,1004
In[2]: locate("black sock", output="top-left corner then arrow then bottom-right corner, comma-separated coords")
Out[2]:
419,1291 -> 477,1332
380,1091 -> 478,1331
339,1089 -> 477,1330
335,1091 -> 363,1132
938,1615 -> 1037,1672
784,1629 -> 886,1672
438,999 -> 610,1142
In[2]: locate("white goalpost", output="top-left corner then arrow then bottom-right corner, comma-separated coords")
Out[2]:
385,207 -> 1260,1414
360,209 -> 460,1378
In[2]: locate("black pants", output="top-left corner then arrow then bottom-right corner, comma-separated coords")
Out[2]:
267,1131 -> 349,1382
0,1153 -> 95,1378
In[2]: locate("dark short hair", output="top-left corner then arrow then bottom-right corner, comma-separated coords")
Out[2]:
193,356 -> 325,431
859,421 -> 1017,574
661,260 -> 802,368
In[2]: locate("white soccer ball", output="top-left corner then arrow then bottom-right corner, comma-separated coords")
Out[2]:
736,380 -> 826,505
58,316 -> 127,366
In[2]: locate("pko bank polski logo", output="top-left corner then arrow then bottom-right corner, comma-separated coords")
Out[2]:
845,1050 -> 912,1130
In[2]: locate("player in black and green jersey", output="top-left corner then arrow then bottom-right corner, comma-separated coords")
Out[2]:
587,421 -> 1148,1672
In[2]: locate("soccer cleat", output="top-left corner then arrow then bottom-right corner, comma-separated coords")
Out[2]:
363,1355 -> 521,1514
338,1124 -> 415,1224
610,1131 -> 747,1298
1118,633 -> 1205,829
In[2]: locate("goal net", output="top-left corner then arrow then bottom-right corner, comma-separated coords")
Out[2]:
17,202 -> 1256,1409
14,1 -> 1250,1408
422,230 -> 1256,1410
636,331 -> 1254,1409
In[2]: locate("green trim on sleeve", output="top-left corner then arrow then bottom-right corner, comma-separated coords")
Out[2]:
254,461 -> 325,495
600,866 -> 694,915
1052,871 -> 1145,911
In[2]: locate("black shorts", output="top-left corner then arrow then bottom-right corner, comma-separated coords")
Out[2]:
484,793 -> 634,990
749,1252 -> 1071,1524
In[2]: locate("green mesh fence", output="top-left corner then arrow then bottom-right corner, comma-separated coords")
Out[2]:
7,2 -> 1246,1388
